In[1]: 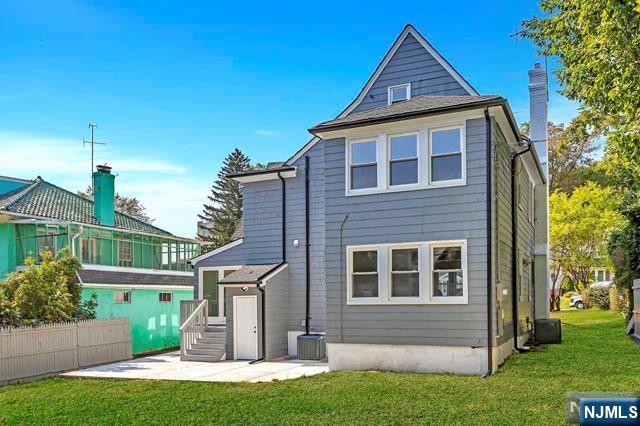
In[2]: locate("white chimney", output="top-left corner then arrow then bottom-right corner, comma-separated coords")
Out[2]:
528,63 -> 548,176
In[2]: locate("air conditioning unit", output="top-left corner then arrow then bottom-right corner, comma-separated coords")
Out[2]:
297,334 -> 326,360
535,318 -> 562,344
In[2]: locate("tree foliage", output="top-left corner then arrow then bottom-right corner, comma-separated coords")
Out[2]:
520,113 -> 599,193
198,149 -> 251,249
79,186 -> 154,224
523,1 -> 640,191
549,182 -> 624,292
0,249 -> 96,327
608,197 -> 640,315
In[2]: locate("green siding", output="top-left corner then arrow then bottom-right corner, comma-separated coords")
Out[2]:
0,224 -> 16,278
83,287 -> 192,354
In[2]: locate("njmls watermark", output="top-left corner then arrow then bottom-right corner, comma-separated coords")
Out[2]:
566,393 -> 639,425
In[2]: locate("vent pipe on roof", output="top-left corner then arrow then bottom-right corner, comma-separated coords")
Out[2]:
93,164 -> 115,226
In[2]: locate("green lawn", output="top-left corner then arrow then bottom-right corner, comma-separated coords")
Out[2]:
1,310 -> 638,425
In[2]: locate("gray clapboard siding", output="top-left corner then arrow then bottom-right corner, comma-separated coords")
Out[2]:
324,118 -> 489,348
493,121 -> 536,345
352,34 -> 469,113
265,268 -> 289,359
193,242 -> 245,298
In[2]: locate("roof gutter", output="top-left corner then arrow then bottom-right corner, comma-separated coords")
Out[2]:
309,98 -> 506,135
250,171 -> 287,365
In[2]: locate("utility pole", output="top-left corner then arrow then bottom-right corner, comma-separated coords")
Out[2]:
83,123 -> 106,186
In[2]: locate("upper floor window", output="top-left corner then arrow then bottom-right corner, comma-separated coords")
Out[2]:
159,292 -> 173,303
346,124 -> 466,195
388,83 -> 411,105
350,140 -> 377,190
118,240 -> 132,267
80,237 -> 100,264
389,134 -> 418,186
114,291 -> 131,304
430,127 -> 463,183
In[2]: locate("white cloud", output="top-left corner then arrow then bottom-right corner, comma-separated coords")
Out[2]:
0,131 -> 204,237
255,129 -> 279,137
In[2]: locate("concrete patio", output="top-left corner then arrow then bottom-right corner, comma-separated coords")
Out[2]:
61,351 -> 329,383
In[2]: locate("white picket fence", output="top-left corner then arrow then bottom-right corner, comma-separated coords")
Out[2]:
0,318 -> 132,385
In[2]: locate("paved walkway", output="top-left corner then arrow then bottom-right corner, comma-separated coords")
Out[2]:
61,351 -> 329,383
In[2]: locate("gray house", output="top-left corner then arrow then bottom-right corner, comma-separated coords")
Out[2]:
188,24 -> 550,375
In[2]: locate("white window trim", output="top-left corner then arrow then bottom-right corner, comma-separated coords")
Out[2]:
430,241 -> 468,304
387,83 -> 411,105
388,132 -> 420,189
388,243 -> 422,301
347,245 -> 382,303
347,240 -> 468,305
198,265 -> 242,320
345,123 -> 466,196
428,125 -> 466,187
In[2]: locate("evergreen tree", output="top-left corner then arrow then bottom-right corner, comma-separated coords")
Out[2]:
199,149 -> 251,249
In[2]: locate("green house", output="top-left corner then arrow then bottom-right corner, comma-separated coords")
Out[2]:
0,168 -> 200,354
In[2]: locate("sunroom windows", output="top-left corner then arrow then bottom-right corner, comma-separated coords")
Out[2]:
347,241 -> 467,304
346,125 -> 465,195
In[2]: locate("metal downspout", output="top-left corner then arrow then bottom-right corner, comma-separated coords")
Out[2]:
510,143 -> 532,352
484,108 -> 493,375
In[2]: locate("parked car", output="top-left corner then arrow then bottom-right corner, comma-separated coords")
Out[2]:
569,294 -> 586,309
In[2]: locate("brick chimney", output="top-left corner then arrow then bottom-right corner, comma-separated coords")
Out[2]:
528,63 -> 548,176
93,164 -> 115,226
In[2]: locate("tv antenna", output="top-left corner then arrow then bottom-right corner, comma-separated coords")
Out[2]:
83,123 -> 106,183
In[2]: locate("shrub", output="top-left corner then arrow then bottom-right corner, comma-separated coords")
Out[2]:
583,287 -> 611,310
0,248 -> 93,326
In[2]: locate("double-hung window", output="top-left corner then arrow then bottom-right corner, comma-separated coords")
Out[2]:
351,249 -> 379,298
350,140 -> 377,190
348,241 -> 467,304
389,134 -> 418,186
390,247 -> 420,298
430,127 -> 463,183
431,244 -> 464,299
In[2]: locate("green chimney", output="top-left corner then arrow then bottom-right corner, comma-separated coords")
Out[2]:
93,164 -> 115,226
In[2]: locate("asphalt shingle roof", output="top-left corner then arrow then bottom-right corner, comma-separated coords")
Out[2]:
219,264 -> 281,284
310,95 -> 504,132
79,269 -> 193,286
0,178 -> 173,236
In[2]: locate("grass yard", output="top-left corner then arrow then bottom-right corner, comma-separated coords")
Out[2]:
1,310 -> 639,425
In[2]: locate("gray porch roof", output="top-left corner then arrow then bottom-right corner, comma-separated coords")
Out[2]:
219,264 -> 282,284
79,269 -> 194,286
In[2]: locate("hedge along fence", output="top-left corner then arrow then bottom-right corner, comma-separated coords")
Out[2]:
0,318 -> 132,385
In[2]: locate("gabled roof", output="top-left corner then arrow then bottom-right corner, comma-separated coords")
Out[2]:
286,24 -> 479,165
219,263 -> 282,284
310,95 -> 503,133
0,177 -> 173,236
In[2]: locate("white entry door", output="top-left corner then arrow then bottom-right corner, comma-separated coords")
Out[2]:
233,296 -> 258,360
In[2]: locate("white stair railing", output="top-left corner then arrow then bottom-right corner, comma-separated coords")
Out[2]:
180,299 -> 208,360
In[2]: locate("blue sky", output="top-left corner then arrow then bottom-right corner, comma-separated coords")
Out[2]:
0,0 -> 579,236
